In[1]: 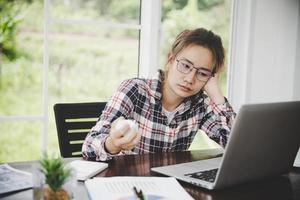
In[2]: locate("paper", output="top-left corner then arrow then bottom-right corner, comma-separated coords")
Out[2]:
0,164 -> 33,194
85,176 -> 194,200
294,148 -> 300,168
69,160 -> 108,181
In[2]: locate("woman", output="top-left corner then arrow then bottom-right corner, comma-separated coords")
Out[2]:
82,28 -> 236,161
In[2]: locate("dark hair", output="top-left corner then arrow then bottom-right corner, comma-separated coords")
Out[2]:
167,28 -> 225,74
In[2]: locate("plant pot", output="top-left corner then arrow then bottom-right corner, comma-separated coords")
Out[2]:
42,170 -> 76,200
43,187 -> 70,200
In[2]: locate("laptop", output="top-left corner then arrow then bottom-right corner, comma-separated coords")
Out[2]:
151,101 -> 300,190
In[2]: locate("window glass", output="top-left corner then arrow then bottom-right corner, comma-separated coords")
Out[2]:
48,24 -> 139,103
47,1 -> 140,154
50,0 -> 140,24
0,1 -> 43,116
0,122 -> 42,162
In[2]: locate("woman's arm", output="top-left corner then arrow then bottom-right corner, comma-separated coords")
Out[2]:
200,74 -> 236,147
82,79 -> 139,161
203,73 -> 225,104
199,97 -> 236,147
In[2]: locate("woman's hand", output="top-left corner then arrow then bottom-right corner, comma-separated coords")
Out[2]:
105,117 -> 141,154
203,73 -> 225,104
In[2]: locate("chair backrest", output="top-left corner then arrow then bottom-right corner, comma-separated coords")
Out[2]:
54,102 -> 106,157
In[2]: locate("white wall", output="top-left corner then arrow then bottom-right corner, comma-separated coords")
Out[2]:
228,0 -> 300,111
294,1 -> 300,100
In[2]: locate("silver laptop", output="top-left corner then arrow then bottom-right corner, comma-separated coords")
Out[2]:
151,101 -> 300,190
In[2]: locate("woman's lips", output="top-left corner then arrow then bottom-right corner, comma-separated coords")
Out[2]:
178,84 -> 192,92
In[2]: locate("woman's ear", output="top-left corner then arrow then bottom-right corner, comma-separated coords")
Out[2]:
165,52 -> 175,72
167,52 -> 174,64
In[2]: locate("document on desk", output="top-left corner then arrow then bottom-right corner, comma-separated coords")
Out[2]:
85,176 -> 194,200
294,148 -> 300,168
0,164 -> 33,194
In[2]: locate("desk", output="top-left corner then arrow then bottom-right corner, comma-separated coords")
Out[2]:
2,149 -> 300,200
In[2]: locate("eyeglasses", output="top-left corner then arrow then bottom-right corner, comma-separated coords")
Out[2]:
176,59 -> 212,82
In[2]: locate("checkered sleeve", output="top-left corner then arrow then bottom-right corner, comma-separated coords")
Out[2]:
200,95 -> 236,147
82,79 -> 139,161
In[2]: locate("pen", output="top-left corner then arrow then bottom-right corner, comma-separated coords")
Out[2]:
133,186 -> 145,200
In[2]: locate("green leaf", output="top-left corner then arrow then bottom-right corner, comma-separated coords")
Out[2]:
39,153 -> 71,192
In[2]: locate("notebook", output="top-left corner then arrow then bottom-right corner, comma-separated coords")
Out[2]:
69,160 -> 108,181
151,101 -> 300,190
0,164 -> 33,194
85,177 -> 194,200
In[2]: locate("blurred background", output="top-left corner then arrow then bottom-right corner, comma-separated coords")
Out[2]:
0,0 -> 231,162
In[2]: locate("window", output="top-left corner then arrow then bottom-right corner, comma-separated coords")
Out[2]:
0,0 -> 142,162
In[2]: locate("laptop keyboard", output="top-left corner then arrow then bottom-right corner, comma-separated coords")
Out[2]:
184,168 -> 218,183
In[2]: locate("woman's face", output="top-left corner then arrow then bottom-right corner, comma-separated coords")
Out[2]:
165,45 -> 213,100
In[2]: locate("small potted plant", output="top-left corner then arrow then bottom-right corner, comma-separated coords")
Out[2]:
39,154 -> 72,200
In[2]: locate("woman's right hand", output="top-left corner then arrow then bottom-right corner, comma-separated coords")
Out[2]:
104,117 -> 141,154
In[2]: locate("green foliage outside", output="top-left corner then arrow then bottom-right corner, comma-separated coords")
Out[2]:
0,1 -> 20,60
0,0 -> 230,162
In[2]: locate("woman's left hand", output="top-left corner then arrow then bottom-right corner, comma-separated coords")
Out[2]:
203,73 -> 225,104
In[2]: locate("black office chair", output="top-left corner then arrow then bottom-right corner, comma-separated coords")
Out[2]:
54,102 -> 106,157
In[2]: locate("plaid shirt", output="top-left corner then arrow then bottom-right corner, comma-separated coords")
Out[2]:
82,70 -> 236,161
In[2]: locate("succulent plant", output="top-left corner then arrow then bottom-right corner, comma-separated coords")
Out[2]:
39,153 -> 71,200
